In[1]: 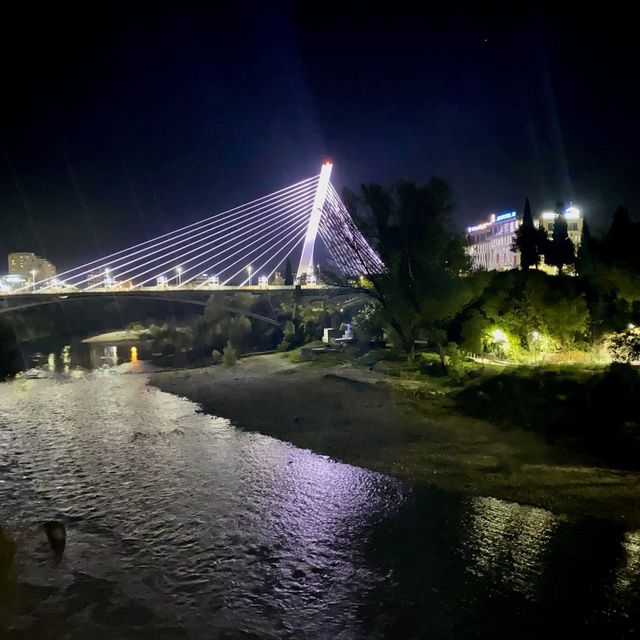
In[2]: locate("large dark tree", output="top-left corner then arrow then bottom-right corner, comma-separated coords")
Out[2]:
512,197 -> 547,269
338,178 -> 486,361
545,204 -> 575,275
575,218 -> 597,277
607,206 -> 633,260
283,259 -> 294,286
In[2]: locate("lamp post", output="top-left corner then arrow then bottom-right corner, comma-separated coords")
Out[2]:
30,269 -> 37,292
176,266 -> 183,287
247,265 -> 253,287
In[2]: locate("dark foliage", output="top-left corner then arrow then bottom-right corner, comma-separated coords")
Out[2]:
512,197 -> 547,269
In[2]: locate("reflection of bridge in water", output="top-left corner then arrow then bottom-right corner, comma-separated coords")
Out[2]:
2,162 -> 383,317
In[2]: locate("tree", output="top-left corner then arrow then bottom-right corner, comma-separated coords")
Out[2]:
512,198 -> 546,269
575,218 -> 596,277
222,340 -> 238,366
608,327 -> 640,363
337,178 -> 486,362
545,205 -> 575,275
283,259 -> 294,286
607,206 -> 633,260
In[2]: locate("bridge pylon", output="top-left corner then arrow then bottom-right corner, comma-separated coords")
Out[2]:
296,161 -> 332,280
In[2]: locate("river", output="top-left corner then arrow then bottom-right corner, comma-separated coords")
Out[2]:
1,368 -> 639,638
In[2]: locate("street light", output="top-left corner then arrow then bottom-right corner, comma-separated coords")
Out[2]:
247,265 -> 253,286
176,266 -> 183,287
30,269 -> 37,292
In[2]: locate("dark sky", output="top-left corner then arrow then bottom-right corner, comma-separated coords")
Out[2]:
1,2 -> 639,270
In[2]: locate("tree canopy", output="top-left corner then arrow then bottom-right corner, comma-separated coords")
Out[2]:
545,204 -> 575,275
512,197 -> 547,269
339,178 -> 486,360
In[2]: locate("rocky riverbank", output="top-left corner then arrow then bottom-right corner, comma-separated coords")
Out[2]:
150,354 -> 640,526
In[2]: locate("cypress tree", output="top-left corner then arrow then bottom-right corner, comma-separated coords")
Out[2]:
607,206 -> 632,261
283,258 -> 294,285
546,205 -> 575,275
575,218 -> 595,277
512,198 -> 544,269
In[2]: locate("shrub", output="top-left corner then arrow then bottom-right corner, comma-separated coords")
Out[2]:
222,341 -> 238,367
211,349 -> 222,364
608,327 -> 640,363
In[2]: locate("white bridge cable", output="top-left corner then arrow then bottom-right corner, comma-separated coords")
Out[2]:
20,174 -> 320,291
261,227 -> 309,283
223,218 -> 311,286
131,204 -> 312,288
187,210 -> 313,287
169,208 -> 311,287
318,197 -> 356,272
318,184 -> 385,275
69,180 -> 320,289
84,186 -> 318,289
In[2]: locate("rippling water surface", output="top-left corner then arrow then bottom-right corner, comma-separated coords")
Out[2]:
1,369 -> 639,638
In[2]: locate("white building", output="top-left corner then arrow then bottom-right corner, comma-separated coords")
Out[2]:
467,205 -> 583,272
467,211 -> 519,271
8,252 -> 56,282
537,205 -> 583,247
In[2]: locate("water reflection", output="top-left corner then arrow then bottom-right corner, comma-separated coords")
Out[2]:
462,496 -> 557,597
1,375 -> 639,638
616,530 -> 640,595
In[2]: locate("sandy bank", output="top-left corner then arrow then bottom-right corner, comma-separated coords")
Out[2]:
150,354 -> 640,526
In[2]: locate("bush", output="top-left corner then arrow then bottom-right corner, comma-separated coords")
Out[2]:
222,341 -> 238,367
418,352 -> 446,376
211,349 -> 222,364
608,327 -> 640,363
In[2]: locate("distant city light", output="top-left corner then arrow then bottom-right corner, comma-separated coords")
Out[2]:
564,206 -> 581,219
542,212 -> 557,220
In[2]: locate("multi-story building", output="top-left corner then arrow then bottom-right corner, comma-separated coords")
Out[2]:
466,210 -> 519,271
537,205 -> 583,247
8,252 -> 56,282
467,205 -> 583,272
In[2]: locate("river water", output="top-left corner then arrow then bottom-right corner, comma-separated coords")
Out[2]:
1,368 -> 639,638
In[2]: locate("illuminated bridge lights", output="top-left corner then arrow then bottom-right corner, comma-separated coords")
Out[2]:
7,163 -> 383,296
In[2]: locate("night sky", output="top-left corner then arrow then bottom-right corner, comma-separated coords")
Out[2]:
1,2 -> 639,270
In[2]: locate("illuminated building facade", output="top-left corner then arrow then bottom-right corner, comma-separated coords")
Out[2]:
537,205 -> 583,247
467,204 -> 583,272
8,252 -> 56,281
466,211 -> 519,271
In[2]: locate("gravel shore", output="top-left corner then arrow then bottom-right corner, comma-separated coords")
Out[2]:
150,354 -> 640,526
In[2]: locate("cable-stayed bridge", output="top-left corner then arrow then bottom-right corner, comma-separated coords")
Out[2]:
0,162 -> 383,315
